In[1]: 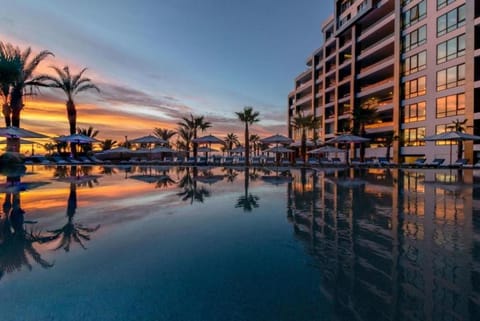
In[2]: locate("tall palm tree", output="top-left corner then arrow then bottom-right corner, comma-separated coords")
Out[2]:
177,114 -> 211,161
235,106 -> 260,166
154,128 -> 177,147
176,126 -> 193,156
291,113 -> 320,163
449,118 -> 468,160
37,66 -> 99,155
224,133 -> 240,155
0,42 -> 21,127
6,44 -> 54,128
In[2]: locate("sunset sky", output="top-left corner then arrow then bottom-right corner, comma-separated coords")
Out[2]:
1,0 -> 333,144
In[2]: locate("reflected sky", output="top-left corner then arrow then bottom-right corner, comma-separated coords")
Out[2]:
0,165 -> 479,321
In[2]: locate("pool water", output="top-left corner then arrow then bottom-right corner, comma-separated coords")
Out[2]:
0,165 -> 479,321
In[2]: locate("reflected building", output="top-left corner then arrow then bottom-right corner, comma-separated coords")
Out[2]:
287,168 -> 479,321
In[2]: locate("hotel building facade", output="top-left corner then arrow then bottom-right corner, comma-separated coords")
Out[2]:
287,0 -> 480,164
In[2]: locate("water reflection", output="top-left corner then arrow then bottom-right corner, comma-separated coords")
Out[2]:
235,168 -> 260,212
0,166 -> 53,281
287,168 -> 480,321
177,167 -> 211,204
37,166 -> 100,252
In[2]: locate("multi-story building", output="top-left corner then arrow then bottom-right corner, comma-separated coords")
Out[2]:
288,0 -> 480,164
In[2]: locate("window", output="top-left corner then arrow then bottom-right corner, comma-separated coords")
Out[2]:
435,124 -> 459,145
436,64 -> 465,91
404,76 -> 427,99
436,93 -> 465,118
404,50 -> 427,75
437,34 -> 465,64
437,5 -> 466,36
403,25 -> 427,51
404,127 -> 426,146
437,0 -> 456,10
404,102 -> 426,123
403,0 -> 427,28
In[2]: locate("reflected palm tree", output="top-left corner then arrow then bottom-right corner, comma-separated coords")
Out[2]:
177,167 -> 210,204
39,166 -> 100,252
155,175 -> 176,189
222,167 -> 238,183
0,179 -> 53,281
235,168 -> 260,212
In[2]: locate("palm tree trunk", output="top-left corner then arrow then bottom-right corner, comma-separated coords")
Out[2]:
245,123 -> 249,166
9,90 -> 22,153
2,103 -> 11,127
10,88 -> 22,128
301,129 -> 306,163
193,130 -> 197,163
458,140 -> 463,160
66,99 -> 77,156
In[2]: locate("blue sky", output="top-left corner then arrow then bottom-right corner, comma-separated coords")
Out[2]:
0,0 -> 333,139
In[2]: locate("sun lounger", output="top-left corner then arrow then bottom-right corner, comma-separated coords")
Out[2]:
463,160 -> 480,168
307,158 -> 319,166
265,157 -> 275,166
451,158 -> 468,168
280,158 -> 291,166
295,158 -> 305,166
223,156 -> 234,165
423,158 -> 445,168
251,156 -> 262,166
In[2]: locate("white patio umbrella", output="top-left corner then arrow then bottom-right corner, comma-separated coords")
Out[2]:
308,145 -> 345,154
260,134 -> 293,145
128,135 -> 167,145
229,146 -> 245,154
192,134 -> 225,145
423,131 -> 480,164
55,134 -> 100,144
290,139 -> 316,147
326,134 -> 369,164
0,126 -> 49,139
265,146 -> 294,153
98,147 -> 134,160
326,133 -> 370,144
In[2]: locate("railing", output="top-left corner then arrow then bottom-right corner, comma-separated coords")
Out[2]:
359,56 -> 393,75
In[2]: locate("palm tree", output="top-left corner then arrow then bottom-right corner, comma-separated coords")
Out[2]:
235,106 -> 260,166
178,114 -> 211,161
224,133 -> 240,155
38,66 -> 99,134
249,134 -> 260,156
6,44 -> 54,128
291,113 -> 320,163
77,126 -> 99,153
153,128 -> 177,147
0,42 -> 21,127
100,139 -> 117,151
449,118 -> 468,160
176,126 -> 193,156
353,101 -> 379,161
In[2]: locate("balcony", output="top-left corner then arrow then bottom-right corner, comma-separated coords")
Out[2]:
296,95 -> 312,107
359,12 -> 395,42
358,34 -> 394,61
296,79 -> 313,93
357,78 -> 394,98
365,121 -> 394,134
358,56 -> 393,76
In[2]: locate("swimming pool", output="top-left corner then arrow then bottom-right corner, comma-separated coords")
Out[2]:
0,165 -> 479,321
